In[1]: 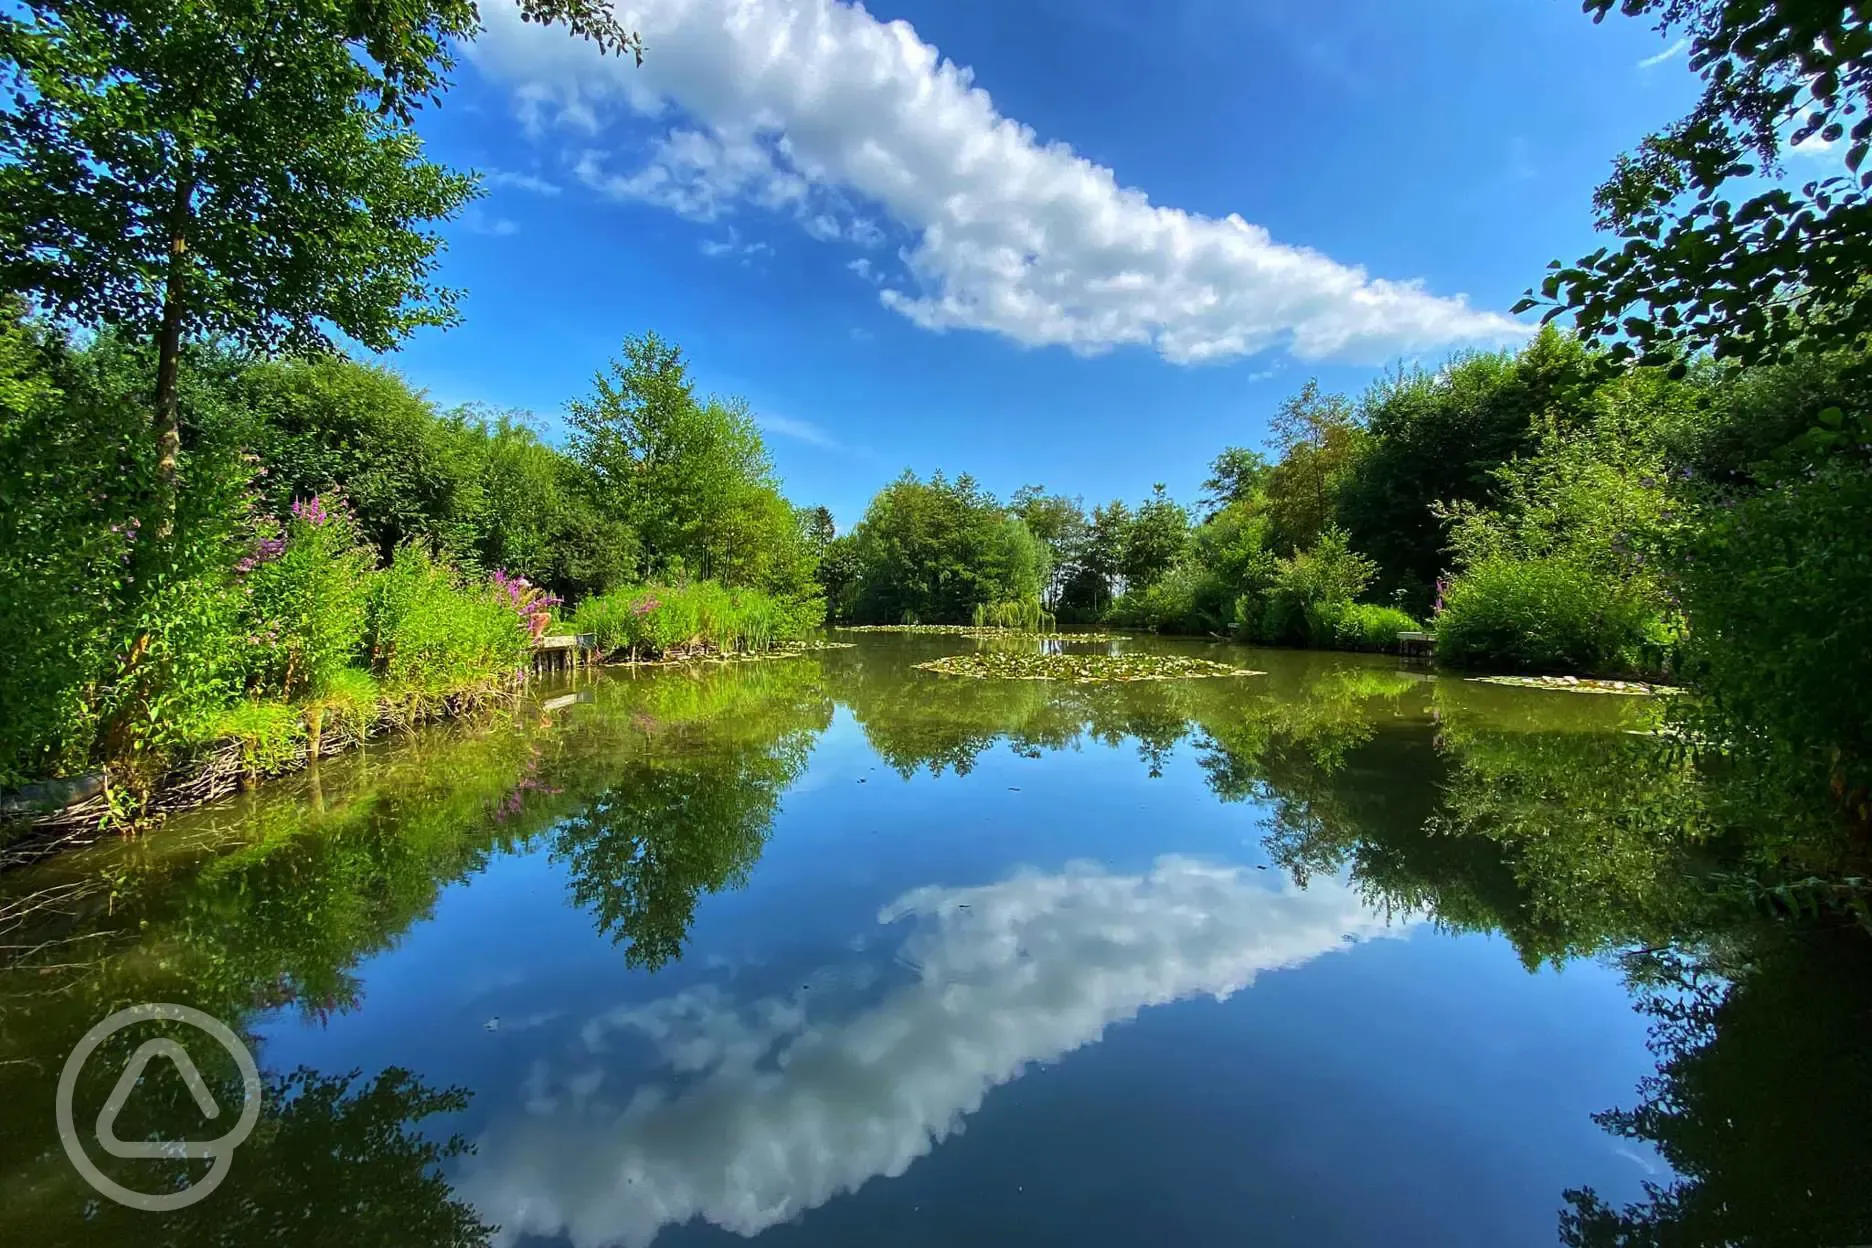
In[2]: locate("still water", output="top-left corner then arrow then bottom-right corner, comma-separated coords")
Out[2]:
1,634 -> 1865,1246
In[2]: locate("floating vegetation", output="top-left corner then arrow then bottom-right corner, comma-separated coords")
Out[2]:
1467,674 -> 1682,697
835,625 -> 1122,641
916,652 -> 1263,683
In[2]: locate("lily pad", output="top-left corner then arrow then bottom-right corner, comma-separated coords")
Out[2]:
915,652 -> 1264,683
1466,674 -> 1682,696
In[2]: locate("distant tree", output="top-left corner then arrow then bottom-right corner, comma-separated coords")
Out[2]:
0,0 -> 640,531
1198,447 -> 1271,519
1523,0 -> 1872,368
1010,485 -> 1089,608
1060,498 -> 1131,614
566,333 -> 809,595
1264,381 -> 1365,553
1121,483 -> 1189,592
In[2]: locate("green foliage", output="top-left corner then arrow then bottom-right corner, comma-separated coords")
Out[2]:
365,545 -> 530,706
1245,527 -> 1378,647
970,598 -> 1056,632
573,582 -> 818,658
1263,380 -> 1365,553
565,333 -> 815,599
211,700 -> 305,775
1120,483 -> 1190,592
1676,453 -> 1872,817
841,471 -> 1047,624
1312,602 -> 1421,651
1337,328 -> 1600,607
1434,556 -> 1665,676
241,498 -> 374,700
1527,1 -> 1872,368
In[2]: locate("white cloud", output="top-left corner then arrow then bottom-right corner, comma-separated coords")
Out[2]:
468,0 -> 1530,366
462,206 -> 521,236
456,857 -> 1412,1248
698,224 -> 773,259
757,412 -> 842,449
847,257 -> 880,284
1790,131 -> 1839,158
485,167 -> 564,195
1636,37 -> 1689,69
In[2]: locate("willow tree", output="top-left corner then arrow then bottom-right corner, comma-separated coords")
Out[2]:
0,0 -> 640,530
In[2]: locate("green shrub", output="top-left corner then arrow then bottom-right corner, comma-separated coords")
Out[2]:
241,495 -> 373,700
1677,454 -> 1872,816
573,581 -> 815,658
1434,556 -> 1666,675
366,545 -> 531,702
1242,527 -> 1377,646
1314,602 -> 1421,651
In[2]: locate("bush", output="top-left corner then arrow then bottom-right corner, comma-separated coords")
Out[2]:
366,545 -> 532,704
240,495 -> 373,700
1677,454 -> 1872,815
573,581 -> 817,658
1434,556 -> 1666,675
1314,602 -> 1421,651
1242,527 -> 1377,646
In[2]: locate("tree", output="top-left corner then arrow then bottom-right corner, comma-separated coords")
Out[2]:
1198,447 -> 1270,519
566,333 -> 808,594
1010,485 -> 1089,608
1336,328 -> 1600,606
0,0 -> 640,531
1263,380 -> 1365,553
1522,0 -> 1872,368
1060,498 -> 1130,614
1121,483 -> 1189,592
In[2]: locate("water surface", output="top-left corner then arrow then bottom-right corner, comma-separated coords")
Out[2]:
2,633 -> 1865,1246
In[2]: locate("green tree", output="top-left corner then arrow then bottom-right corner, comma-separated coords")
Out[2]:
1263,380 -> 1364,553
0,0 -> 637,529
1120,483 -> 1190,592
566,333 -> 810,595
1010,485 -> 1089,608
1198,446 -> 1271,519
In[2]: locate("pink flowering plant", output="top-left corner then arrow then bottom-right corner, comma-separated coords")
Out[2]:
240,493 -> 372,699
491,568 -> 563,642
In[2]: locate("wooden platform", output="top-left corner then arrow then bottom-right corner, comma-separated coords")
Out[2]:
1396,630 -> 1435,660
532,633 -> 600,671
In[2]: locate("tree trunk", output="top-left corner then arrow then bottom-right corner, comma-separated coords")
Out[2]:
152,168 -> 196,540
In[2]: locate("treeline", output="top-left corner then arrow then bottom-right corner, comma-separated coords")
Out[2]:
0,311 -> 826,798
827,325 -> 1871,843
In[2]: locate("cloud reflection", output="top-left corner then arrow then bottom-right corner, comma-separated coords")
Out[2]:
460,857 -> 1409,1247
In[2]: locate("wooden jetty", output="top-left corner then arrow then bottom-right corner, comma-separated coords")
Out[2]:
1396,630 -> 1436,661
532,632 -> 600,673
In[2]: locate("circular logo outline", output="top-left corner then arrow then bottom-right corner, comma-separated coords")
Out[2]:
56,1002 -> 263,1211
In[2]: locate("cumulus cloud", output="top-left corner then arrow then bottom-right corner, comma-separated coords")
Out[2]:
456,857 -> 1412,1247
468,0 -> 1530,366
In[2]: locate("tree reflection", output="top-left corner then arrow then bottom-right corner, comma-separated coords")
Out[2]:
5,1063 -> 492,1247
1559,931 -> 1872,1247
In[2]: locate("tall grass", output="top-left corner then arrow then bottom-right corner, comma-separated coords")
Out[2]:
573,581 -> 820,658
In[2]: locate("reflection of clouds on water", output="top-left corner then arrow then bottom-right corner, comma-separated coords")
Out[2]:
461,857 -> 1409,1248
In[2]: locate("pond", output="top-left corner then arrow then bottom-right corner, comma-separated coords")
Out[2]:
1,633 -> 1866,1247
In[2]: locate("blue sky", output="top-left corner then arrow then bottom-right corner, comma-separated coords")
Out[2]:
371,0 -> 1718,529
